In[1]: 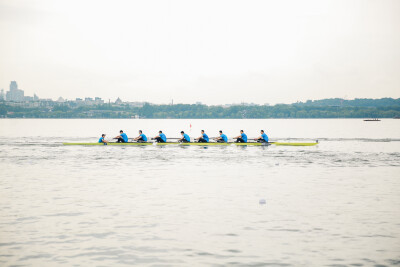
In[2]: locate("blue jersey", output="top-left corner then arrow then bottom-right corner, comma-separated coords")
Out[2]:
140,134 -> 147,141
261,133 -> 268,142
241,133 -> 247,142
98,137 -> 104,143
120,133 -> 128,142
220,134 -> 228,142
183,133 -> 190,142
202,133 -> 209,142
159,133 -> 167,142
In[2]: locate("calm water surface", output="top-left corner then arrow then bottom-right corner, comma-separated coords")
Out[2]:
0,119 -> 399,266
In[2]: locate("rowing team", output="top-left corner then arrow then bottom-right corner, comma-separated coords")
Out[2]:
98,130 -> 269,144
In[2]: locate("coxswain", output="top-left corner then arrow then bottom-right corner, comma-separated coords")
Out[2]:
98,134 -> 108,144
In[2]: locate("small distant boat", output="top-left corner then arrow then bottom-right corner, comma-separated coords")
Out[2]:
364,118 -> 381,121
394,116 -> 400,119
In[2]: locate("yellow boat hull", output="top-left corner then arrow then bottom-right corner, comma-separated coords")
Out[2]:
63,142 -> 318,146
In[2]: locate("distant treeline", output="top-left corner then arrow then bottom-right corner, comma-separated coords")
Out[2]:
295,98 -> 400,107
1,98 -> 400,118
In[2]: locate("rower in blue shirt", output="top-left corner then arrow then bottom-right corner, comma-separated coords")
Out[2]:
255,130 -> 269,143
153,130 -> 167,143
233,130 -> 247,143
115,130 -> 128,143
98,134 -> 108,144
179,131 -> 190,143
215,130 -> 228,143
133,130 -> 147,142
195,130 -> 209,143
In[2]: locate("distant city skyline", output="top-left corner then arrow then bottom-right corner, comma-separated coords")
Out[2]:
0,80 -> 264,106
0,81 -> 39,102
1,0 -> 399,105
1,79 -> 400,106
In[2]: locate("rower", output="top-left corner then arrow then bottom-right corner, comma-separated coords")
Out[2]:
153,130 -> 167,143
115,130 -> 128,143
194,130 -> 209,143
214,130 -> 228,143
233,130 -> 247,143
133,130 -> 147,143
179,131 -> 190,143
255,130 -> 269,143
98,134 -> 108,144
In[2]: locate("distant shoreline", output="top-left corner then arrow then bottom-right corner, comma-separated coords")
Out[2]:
2,98 -> 399,119
0,118 -> 395,120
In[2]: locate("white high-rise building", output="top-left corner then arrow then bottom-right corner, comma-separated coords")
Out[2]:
6,81 -> 25,102
0,89 -> 4,100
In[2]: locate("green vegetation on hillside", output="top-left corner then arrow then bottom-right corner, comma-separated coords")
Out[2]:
1,98 -> 399,118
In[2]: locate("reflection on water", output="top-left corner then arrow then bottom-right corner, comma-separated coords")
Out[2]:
0,119 -> 399,266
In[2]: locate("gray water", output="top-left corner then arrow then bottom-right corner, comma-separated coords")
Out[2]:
0,119 -> 399,266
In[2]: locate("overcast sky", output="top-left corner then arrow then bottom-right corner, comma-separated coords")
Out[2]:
0,0 -> 399,104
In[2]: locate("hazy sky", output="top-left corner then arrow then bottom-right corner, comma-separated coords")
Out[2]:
0,0 -> 399,104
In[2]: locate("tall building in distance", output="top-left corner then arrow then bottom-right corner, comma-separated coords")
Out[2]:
6,81 -> 25,102
0,89 -> 4,100
10,81 -> 18,91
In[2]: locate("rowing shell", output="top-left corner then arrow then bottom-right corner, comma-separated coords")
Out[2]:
63,142 -> 318,146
